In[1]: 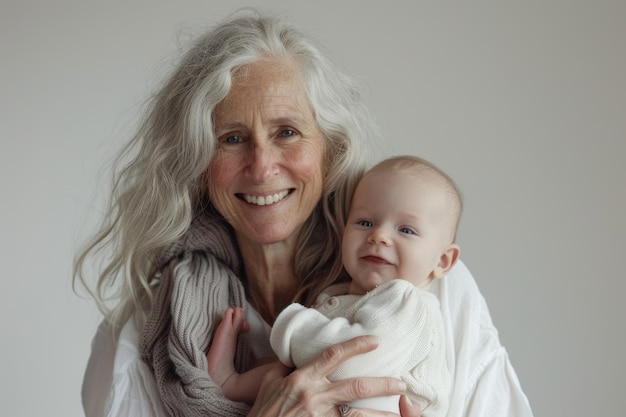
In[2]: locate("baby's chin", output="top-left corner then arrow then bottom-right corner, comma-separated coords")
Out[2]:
349,276 -> 395,295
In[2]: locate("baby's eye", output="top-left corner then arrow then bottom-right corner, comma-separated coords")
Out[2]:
357,220 -> 373,228
399,227 -> 416,235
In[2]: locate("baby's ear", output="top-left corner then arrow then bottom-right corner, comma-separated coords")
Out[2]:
432,244 -> 460,279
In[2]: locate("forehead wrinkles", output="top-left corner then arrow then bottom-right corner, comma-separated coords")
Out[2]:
217,60 -> 313,122
263,81 -> 310,116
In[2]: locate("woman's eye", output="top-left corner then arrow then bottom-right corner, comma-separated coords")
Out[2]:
223,135 -> 243,144
357,220 -> 373,228
279,129 -> 297,138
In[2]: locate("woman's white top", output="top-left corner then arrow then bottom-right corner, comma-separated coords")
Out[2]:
81,260 -> 534,417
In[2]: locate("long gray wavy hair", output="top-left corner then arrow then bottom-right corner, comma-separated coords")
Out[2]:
74,9 -> 377,330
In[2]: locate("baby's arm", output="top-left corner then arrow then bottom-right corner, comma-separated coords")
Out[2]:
271,281 -> 414,369
270,280 -> 449,414
207,307 -> 283,405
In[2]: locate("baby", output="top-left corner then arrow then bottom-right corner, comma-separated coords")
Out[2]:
208,155 -> 462,417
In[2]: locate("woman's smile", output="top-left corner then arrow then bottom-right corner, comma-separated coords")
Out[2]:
238,189 -> 292,206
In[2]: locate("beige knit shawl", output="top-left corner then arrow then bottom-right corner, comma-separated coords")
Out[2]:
140,214 -> 254,416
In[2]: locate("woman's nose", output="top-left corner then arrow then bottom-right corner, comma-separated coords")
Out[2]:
246,141 -> 279,183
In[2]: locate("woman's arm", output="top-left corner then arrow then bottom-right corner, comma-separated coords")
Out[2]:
435,260 -> 534,417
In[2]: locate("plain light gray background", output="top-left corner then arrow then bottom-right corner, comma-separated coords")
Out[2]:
1,1 -> 624,416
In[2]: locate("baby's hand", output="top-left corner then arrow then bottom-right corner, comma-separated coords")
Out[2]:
207,307 -> 249,385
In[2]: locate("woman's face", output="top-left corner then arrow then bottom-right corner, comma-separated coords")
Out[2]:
209,59 -> 327,247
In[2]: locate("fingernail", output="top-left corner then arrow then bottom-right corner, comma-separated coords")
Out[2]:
399,381 -> 407,391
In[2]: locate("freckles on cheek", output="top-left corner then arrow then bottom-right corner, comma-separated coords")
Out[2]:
297,144 -> 326,174
206,162 -> 231,201
208,156 -> 230,185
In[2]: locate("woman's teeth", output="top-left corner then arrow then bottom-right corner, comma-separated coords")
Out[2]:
243,190 -> 289,206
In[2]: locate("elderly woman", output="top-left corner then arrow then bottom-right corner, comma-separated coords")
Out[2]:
76,10 -> 533,417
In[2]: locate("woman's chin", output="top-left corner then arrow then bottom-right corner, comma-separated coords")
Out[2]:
235,223 -> 302,247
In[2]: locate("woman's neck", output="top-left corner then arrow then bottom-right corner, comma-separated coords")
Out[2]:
236,237 -> 300,324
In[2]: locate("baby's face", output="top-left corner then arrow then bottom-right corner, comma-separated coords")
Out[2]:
342,168 -> 452,295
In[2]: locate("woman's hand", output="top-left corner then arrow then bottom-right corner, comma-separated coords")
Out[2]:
247,336 -> 414,417
399,395 -> 421,417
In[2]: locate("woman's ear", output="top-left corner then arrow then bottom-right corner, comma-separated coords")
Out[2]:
432,243 -> 460,279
